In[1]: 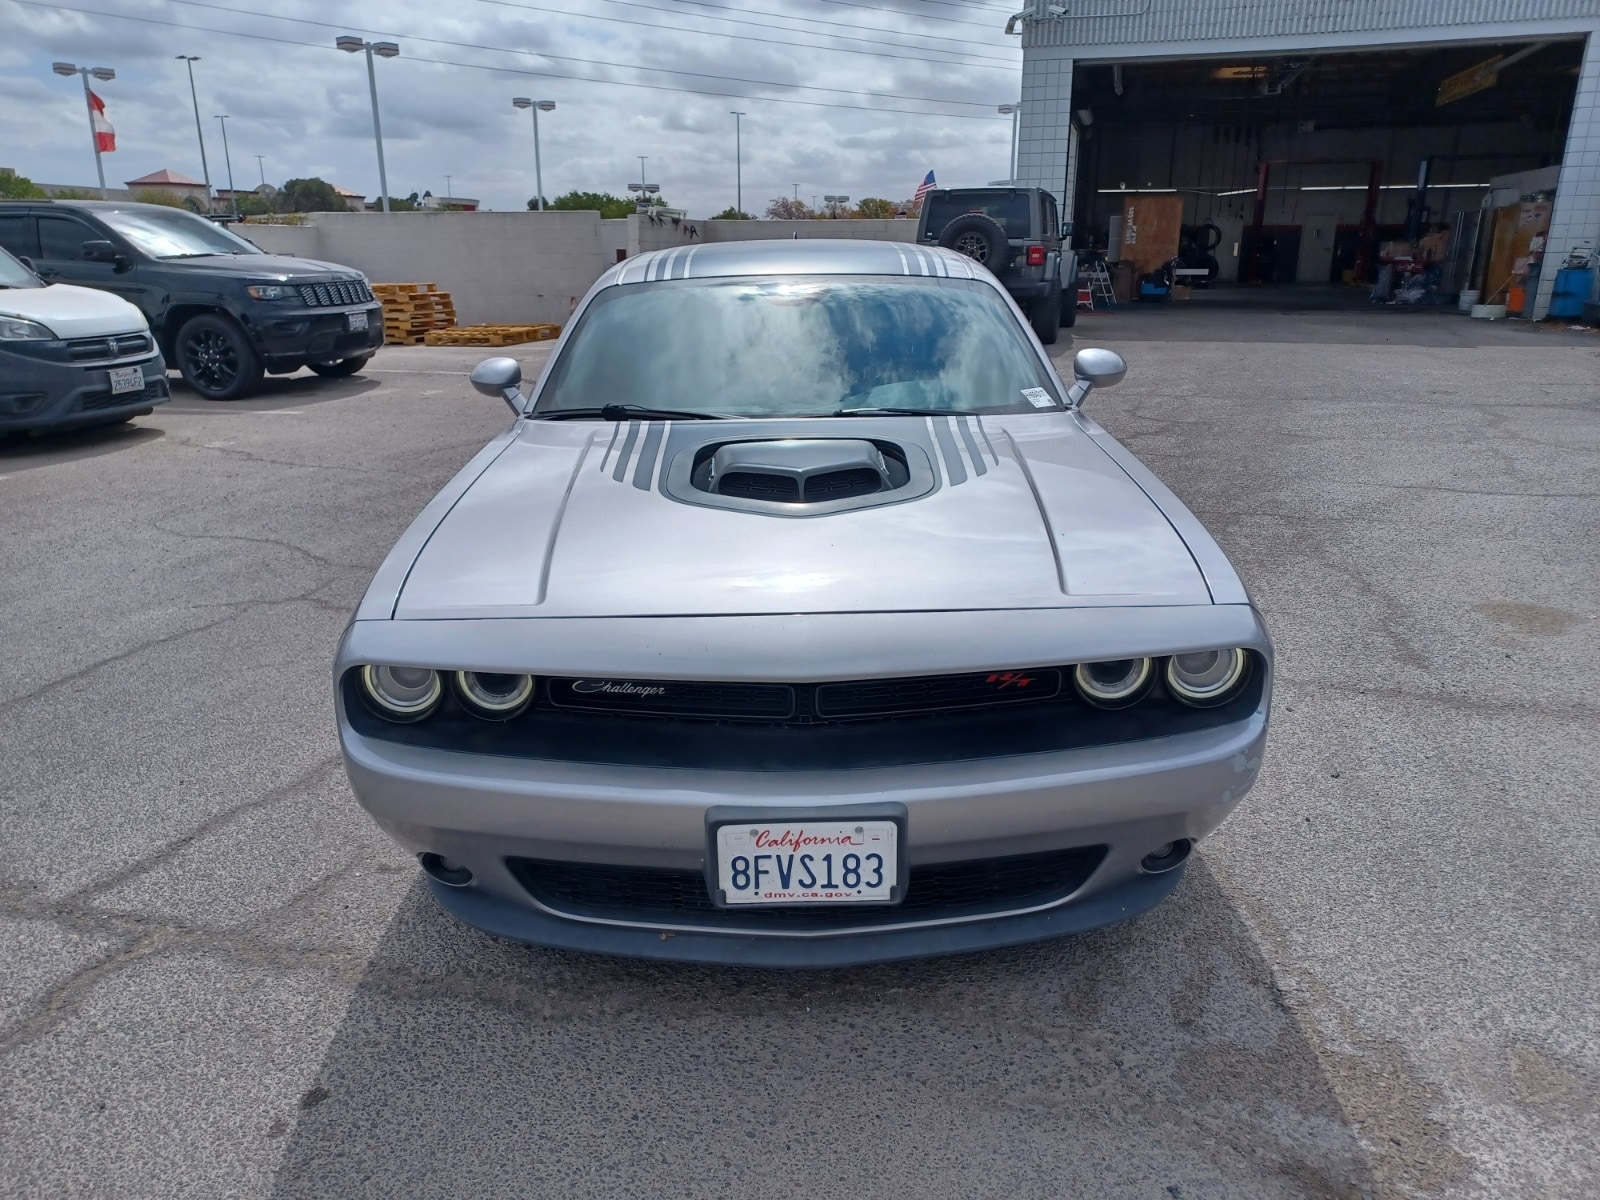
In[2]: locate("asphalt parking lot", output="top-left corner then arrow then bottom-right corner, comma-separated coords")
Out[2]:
2,303 -> 1597,1199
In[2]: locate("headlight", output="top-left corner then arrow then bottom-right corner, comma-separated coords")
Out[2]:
454,671 -> 535,720
1073,657 -> 1154,708
358,664 -> 443,721
0,316 -> 56,341
1165,649 -> 1249,707
244,284 -> 296,301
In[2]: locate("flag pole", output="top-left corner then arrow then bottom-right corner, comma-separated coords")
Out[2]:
81,72 -> 108,199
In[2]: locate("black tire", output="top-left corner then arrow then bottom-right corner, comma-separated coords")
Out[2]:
1060,294 -> 1078,327
1029,283 -> 1061,344
175,313 -> 263,401
936,213 -> 1008,269
308,355 -> 373,379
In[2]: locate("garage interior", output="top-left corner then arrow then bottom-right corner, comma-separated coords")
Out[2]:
1068,40 -> 1586,312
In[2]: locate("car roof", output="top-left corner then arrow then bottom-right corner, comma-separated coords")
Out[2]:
607,238 -> 988,285
0,200 -> 194,215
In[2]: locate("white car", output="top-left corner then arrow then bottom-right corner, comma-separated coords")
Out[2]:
0,245 -> 167,434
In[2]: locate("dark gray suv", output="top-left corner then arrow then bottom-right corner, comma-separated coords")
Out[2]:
915,187 -> 1077,344
0,201 -> 382,401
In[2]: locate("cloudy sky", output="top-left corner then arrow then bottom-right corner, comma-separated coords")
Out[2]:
2,0 -> 1024,215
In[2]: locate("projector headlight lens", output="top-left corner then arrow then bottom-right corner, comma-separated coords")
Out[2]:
1072,657 -> 1155,708
359,664 -> 443,721
1165,649 -> 1249,707
454,670 -> 535,719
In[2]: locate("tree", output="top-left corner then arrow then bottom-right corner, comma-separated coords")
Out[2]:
234,188 -> 282,217
130,189 -> 189,208
546,190 -> 636,218
855,197 -> 897,219
897,196 -> 923,219
710,207 -> 753,220
0,170 -> 46,199
280,177 -> 345,213
764,196 -> 814,220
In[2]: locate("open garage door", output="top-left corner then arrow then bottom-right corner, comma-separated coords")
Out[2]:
1068,40 -> 1584,314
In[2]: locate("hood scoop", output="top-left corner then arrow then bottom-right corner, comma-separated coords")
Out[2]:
670,437 -> 929,517
703,439 -> 901,504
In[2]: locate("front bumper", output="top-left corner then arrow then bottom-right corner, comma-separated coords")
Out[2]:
339,696 -> 1268,965
0,345 -> 169,433
240,303 -> 384,370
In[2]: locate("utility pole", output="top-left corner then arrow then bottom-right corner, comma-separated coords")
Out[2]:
175,57 -> 212,207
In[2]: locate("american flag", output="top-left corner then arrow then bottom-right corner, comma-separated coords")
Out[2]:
912,170 -> 936,205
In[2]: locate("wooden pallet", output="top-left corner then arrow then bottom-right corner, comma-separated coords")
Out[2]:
371,282 -> 442,296
422,323 -> 561,347
383,332 -> 428,346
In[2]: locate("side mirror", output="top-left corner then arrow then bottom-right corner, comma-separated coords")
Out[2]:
470,356 -> 525,415
17,255 -> 37,275
1066,347 -> 1127,408
81,239 -> 123,266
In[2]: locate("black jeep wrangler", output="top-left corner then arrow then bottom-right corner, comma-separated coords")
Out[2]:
0,200 -> 383,400
915,186 -> 1077,344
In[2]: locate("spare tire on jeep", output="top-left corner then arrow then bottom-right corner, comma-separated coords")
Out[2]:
936,213 -> 1008,269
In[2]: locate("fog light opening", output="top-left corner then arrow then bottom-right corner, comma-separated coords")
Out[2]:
1140,839 -> 1192,874
419,852 -> 473,887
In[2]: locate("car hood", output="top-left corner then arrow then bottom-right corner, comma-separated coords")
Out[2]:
158,253 -> 363,281
0,281 -> 148,339
393,414 -> 1211,619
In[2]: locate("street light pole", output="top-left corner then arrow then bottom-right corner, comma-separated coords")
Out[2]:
175,56 -> 212,208
52,63 -> 115,198
729,111 -> 745,216
215,115 -> 236,215
337,36 -> 399,213
998,103 -> 1020,181
513,99 -> 556,210
254,155 -> 265,187
638,156 -> 648,189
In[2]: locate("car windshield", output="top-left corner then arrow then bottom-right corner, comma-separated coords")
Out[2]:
96,207 -> 262,259
535,275 -> 1061,418
923,192 -> 1032,239
0,247 -> 41,288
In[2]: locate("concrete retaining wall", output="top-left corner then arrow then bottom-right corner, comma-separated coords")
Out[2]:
240,213 -> 924,324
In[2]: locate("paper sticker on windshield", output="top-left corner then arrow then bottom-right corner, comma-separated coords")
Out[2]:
1021,387 -> 1056,409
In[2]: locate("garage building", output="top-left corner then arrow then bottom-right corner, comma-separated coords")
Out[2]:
1012,0 -> 1600,318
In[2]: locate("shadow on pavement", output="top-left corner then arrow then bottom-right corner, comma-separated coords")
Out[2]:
0,420 -> 163,472
268,860 -> 1377,1200
164,372 -> 384,413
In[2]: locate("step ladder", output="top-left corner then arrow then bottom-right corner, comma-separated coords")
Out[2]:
1080,259 -> 1116,309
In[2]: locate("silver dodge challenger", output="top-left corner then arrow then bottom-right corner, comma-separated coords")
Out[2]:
334,239 -> 1270,966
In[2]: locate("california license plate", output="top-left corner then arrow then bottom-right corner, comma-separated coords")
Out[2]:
715,820 -> 898,905
348,310 -> 369,332
109,365 -> 143,396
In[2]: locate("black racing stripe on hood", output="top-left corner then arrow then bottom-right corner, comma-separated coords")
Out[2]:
934,417 -> 967,486
632,421 -> 665,490
956,415 -> 987,476
612,421 -> 641,482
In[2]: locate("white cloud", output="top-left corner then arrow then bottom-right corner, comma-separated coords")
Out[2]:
2,0 -> 1021,213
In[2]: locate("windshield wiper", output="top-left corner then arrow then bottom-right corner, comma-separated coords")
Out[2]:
834,406 -> 960,417
531,404 -> 732,421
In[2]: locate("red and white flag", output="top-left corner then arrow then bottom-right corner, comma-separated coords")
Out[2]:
88,90 -> 116,153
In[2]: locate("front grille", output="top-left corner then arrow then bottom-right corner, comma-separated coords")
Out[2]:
817,668 -> 1062,718
548,678 -> 795,719
65,332 -> 154,364
81,377 -> 169,411
804,467 -> 883,502
298,279 -> 374,307
342,657 -> 1264,771
508,845 -> 1107,931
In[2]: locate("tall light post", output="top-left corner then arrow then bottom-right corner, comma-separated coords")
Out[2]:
51,62 -> 115,198
729,111 -> 745,216
254,155 -> 266,187
823,193 -> 849,218
174,56 -> 212,209
336,35 -> 399,213
214,115 -> 236,215
998,102 -> 1021,182
627,182 -> 660,212
512,98 -> 555,210
637,156 -> 648,189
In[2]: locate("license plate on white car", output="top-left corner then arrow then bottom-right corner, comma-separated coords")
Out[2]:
348,310 -> 369,332
715,820 -> 898,905
108,365 -> 143,396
